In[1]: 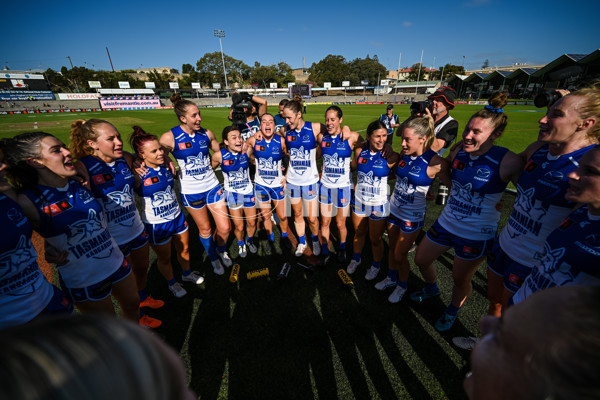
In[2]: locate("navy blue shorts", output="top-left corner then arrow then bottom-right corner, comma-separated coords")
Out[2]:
119,230 -> 149,258
255,184 -> 286,202
387,213 -> 424,234
426,220 -> 493,260
286,182 -> 318,200
487,239 -> 531,293
319,183 -> 351,208
180,184 -> 225,209
145,212 -> 189,246
62,259 -> 132,303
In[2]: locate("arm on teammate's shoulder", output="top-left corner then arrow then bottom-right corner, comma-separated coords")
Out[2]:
211,150 -> 222,169
519,141 -> 545,163
501,150 -> 526,186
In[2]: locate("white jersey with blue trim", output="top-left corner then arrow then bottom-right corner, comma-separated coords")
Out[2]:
24,181 -> 123,289
134,165 -> 181,225
390,149 -> 436,221
0,193 -> 54,329
499,144 -> 595,265
285,122 -> 319,186
512,206 -> 600,304
355,149 -> 391,206
253,135 -> 284,188
80,156 -> 144,245
437,146 -> 510,240
220,148 -> 253,194
170,125 -> 219,194
320,133 -> 352,188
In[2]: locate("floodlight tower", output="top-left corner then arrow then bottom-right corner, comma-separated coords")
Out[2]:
214,29 -> 229,91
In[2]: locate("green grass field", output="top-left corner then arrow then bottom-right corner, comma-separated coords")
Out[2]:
0,104 -> 543,399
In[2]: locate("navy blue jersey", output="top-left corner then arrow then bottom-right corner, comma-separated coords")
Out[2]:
285,122 -> 319,185
437,146 -> 510,240
320,133 -> 353,188
355,149 -> 392,206
0,193 -> 54,329
499,144 -> 595,265
512,206 -> 600,303
220,148 -> 253,194
80,156 -> 144,245
254,135 -> 284,188
274,114 -> 287,132
240,116 -> 261,141
390,149 -> 436,221
135,165 -> 181,224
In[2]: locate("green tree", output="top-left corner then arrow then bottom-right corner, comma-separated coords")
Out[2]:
440,64 -> 465,80
250,61 -> 295,88
145,69 -> 175,90
196,52 -> 251,88
182,63 -> 194,73
407,63 -> 424,81
307,55 -> 350,86
348,55 -> 387,86
482,59 -> 489,69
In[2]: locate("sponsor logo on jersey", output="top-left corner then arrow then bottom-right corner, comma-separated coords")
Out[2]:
453,159 -> 465,171
144,176 -> 160,186
92,173 -> 114,185
524,160 -> 538,172
322,141 -> 331,147
399,160 -> 407,168
178,142 -> 192,150
42,199 -> 72,216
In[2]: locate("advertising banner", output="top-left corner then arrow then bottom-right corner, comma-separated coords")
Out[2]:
0,91 -> 55,100
57,93 -> 101,100
99,96 -> 161,110
118,81 -> 130,89
145,82 -> 156,89
191,82 -> 201,89
169,82 -> 179,89
88,81 -> 101,89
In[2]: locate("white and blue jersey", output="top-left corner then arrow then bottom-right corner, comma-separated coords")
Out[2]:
23,181 -> 124,289
285,122 -> 319,186
135,165 -> 181,225
0,193 -> 54,329
499,144 -> 595,265
437,146 -> 510,240
80,156 -> 144,246
355,149 -> 391,206
221,148 -> 253,195
170,125 -> 220,195
320,133 -> 352,188
240,116 -> 261,141
254,135 -> 284,188
390,149 -> 436,222
380,113 -> 399,135
512,206 -> 600,304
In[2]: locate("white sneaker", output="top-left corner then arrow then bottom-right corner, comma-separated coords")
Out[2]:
247,241 -> 257,254
219,251 -> 233,267
211,259 -> 225,275
239,244 -> 248,258
452,336 -> 480,351
312,240 -> 321,256
169,282 -> 187,298
182,270 -> 204,285
347,259 -> 361,274
388,285 -> 407,303
365,265 -> 380,281
375,276 -> 396,291
295,242 -> 307,257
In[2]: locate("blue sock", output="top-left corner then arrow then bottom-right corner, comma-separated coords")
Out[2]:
311,234 -> 319,243
339,241 -> 346,250
424,281 -> 439,295
269,232 -> 275,242
322,245 -> 329,255
182,269 -> 192,277
246,235 -> 254,244
273,213 -> 280,224
446,303 -> 460,316
397,280 -> 408,289
299,235 -> 306,245
138,289 -> 148,302
199,235 -> 218,261
167,278 -> 177,286
282,232 -> 288,238
387,270 -> 398,281
372,261 -> 381,269
352,253 -> 361,262
237,240 -> 245,247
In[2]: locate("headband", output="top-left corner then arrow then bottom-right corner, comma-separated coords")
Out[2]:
485,105 -> 504,113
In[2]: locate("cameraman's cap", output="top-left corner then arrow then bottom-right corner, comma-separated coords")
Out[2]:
386,104 -> 394,110
428,86 -> 456,109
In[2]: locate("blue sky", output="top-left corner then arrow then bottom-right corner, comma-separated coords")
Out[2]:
2,0 -> 599,73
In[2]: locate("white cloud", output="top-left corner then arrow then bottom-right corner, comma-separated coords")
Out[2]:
402,21 -> 413,27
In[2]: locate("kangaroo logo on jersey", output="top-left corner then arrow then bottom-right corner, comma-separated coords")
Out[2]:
529,242 -> 574,288
228,168 -> 249,190
396,177 -> 416,195
151,185 -> 177,208
258,157 -> 278,184
184,155 -> 209,179
507,186 -> 548,238
358,170 -> 375,186
0,235 -> 36,281
447,181 -> 484,220
323,153 -> 346,183
107,184 -> 134,208
68,209 -> 113,260
289,146 -> 311,174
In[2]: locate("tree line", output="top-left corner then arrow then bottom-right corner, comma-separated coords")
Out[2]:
40,52 -> 464,92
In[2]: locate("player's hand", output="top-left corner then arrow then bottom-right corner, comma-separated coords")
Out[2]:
45,240 -> 69,266
133,158 -> 149,177
381,143 -> 394,159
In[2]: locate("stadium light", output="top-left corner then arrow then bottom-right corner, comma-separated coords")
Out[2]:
214,29 -> 229,91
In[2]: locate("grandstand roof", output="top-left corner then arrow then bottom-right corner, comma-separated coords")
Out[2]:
579,49 -> 600,64
532,53 -> 587,78
464,73 -> 489,83
484,70 -> 512,81
506,68 -> 540,80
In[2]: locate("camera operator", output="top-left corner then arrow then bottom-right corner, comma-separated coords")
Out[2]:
401,86 -> 459,157
229,92 -> 268,141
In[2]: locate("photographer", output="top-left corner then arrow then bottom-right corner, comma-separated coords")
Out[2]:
401,86 -> 459,157
380,104 -> 400,146
229,92 -> 268,141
